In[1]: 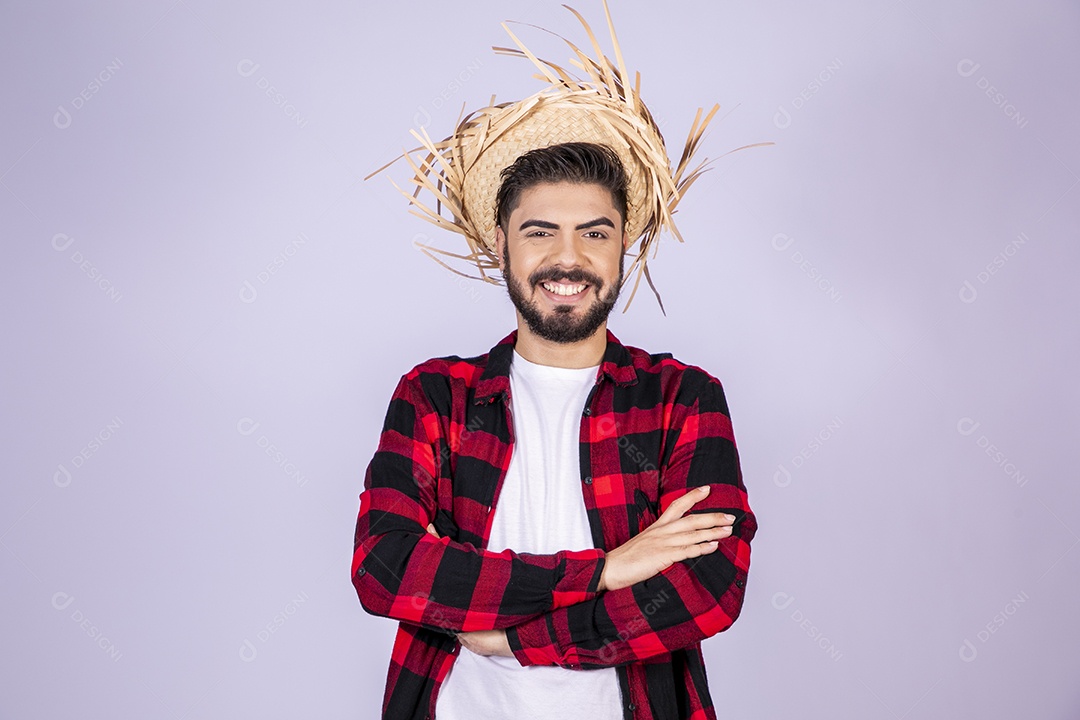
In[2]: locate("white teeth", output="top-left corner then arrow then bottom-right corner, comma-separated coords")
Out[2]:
542,281 -> 586,296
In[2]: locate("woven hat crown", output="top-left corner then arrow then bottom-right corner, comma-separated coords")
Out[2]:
465,103 -> 652,246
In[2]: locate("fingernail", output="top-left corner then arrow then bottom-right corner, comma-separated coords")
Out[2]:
725,514 -> 736,523
698,485 -> 710,494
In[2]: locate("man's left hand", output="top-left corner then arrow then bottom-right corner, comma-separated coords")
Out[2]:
426,522 -> 515,659
456,628 -> 514,657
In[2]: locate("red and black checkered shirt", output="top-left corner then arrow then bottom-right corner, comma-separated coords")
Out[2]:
352,328 -> 756,720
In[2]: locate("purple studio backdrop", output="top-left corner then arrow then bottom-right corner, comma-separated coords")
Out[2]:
2,1 -> 1078,718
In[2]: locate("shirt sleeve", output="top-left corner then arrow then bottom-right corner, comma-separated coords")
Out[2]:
504,373 -> 756,668
352,370 -> 607,636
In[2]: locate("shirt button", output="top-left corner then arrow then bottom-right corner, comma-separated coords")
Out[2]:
583,476 -> 592,485
583,408 -> 591,416
628,703 -> 636,711
735,578 -> 744,588
357,567 -> 366,576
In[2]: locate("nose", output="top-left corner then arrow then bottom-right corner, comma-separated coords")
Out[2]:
550,230 -> 586,272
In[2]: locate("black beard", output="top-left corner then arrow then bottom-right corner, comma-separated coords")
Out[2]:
503,239 -> 624,344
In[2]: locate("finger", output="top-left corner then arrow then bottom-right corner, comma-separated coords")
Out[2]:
696,524 -> 733,542
426,523 -> 440,537
685,539 -> 721,557
655,512 -> 733,541
657,485 -> 712,521
675,511 -> 738,530
636,517 -> 726,554
647,518 -> 733,556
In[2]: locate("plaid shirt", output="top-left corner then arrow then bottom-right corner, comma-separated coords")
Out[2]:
352,328 -> 756,720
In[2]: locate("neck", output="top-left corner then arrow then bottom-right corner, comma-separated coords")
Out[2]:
513,318 -> 607,368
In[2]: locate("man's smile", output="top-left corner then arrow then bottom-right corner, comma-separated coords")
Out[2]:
539,280 -> 590,300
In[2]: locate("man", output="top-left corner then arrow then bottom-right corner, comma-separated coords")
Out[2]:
353,5 -> 758,719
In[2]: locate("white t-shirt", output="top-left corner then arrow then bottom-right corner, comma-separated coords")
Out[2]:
434,348 -> 624,719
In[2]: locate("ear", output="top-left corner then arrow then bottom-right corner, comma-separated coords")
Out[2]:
495,225 -> 506,274
621,230 -> 630,251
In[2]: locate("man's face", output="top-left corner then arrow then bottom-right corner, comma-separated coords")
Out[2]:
496,181 -> 627,344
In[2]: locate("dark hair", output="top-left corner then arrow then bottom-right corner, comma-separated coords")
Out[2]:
495,142 -> 629,233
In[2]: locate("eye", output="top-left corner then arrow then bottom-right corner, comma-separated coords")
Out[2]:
584,231 -> 608,239
525,230 -> 552,238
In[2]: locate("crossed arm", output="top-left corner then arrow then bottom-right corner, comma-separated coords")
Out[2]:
352,371 -> 608,635
352,370 -> 755,666
443,487 -> 753,667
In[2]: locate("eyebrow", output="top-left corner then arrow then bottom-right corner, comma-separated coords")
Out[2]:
518,216 -> 616,232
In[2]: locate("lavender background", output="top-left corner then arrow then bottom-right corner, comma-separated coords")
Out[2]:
3,1 -> 1078,718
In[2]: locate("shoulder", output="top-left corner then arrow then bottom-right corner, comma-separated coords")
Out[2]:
394,346 -> 495,416
620,341 -> 730,414
402,348 -> 488,387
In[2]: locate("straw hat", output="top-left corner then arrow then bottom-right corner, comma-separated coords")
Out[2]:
368,0 -> 768,312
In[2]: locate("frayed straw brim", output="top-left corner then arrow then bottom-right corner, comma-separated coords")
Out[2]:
367,0 -> 771,313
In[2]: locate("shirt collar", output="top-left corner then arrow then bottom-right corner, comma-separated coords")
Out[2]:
474,328 -> 638,403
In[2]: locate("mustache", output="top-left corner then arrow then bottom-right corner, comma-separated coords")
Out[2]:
529,269 -> 603,286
